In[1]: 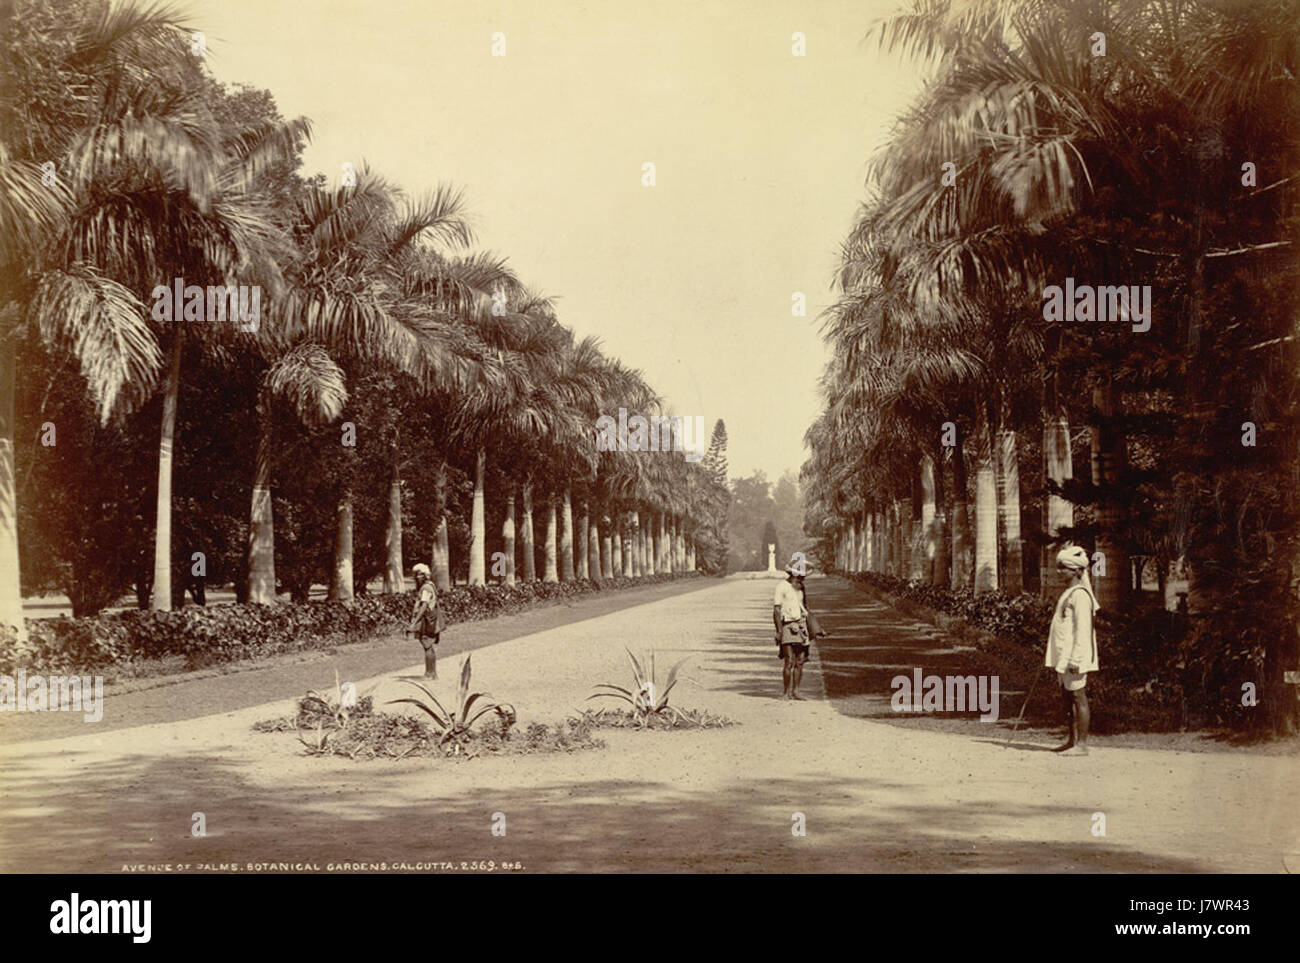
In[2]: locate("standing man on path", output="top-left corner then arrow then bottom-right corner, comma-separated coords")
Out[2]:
773,555 -> 818,700
1046,546 -> 1100,756
407,563 -> 443,679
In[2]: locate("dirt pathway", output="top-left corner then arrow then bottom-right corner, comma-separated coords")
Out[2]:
1,576 -> 1295,873
0,577 -> 713,744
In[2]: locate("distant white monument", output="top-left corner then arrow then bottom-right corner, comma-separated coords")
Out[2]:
766,543 -> 776,573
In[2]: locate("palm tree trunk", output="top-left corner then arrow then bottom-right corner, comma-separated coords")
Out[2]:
560,487 -> 575,580
543,494 -> 558,582
932,446 -> 950,587
577,502 -> 589,579
602,515 -> 614,579
503,487 -> 517,587
0,346 -> 25,639
997,428 -> 1024,594
645,515 -> 656,575
330,490 -> 354,601
622,515 -> 633,577
1042,413 -> 1075,600
611,517 -> 622,578
897,501 -> 906,578
433,461 -> 451,590
974,417 -> 998,594
951,439 -> 973,589
910,469 -> 926,580
896,504 -> 906,577
588,510 -> 601,583
631,510 -> 643,577
247,397 -> 277,604
656,513 -> 667,573
675,515 -> 685,572
521,480 -> 536,581
469,448 -> 486,586
921,454 -> 938,584
1091,382 -> 1129,612
151,325 -> 183,610
383,432 -> 404,593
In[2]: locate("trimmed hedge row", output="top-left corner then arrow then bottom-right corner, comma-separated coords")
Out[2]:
840,570 -> 1264,731
846,571 -> 1054,651
0,573 -> 702,676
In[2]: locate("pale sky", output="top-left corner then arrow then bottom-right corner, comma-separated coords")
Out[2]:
192,0 -> 926,484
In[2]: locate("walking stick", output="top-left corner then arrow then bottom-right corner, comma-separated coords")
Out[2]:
1004,665 -> 1045,748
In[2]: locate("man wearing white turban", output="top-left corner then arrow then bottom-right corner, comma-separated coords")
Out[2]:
1046,546 -> 1099,755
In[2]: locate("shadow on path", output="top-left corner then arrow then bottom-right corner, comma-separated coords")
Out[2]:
0,747 -> 1203,873
704,577 -> 1061,738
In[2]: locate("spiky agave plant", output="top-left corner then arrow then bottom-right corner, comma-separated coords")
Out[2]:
588,648 -> 691,727
387,654 -> 515,753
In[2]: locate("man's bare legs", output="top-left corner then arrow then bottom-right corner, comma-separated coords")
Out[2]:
1066,688 -> 1089,754
781,650 -> 805,700
1054,684 -> 1090,754
1053,684 -> 1075,751
421,638 -> 438,679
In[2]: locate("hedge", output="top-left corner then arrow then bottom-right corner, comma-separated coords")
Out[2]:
0,573 -> 703,677
840,570 -> 1262,730
846,571 -> 1054,651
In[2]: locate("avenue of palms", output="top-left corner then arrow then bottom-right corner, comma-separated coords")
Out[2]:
0,0 -> 726,641
803,0 -> 1299,734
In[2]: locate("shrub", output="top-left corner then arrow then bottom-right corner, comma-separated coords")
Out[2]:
0,571 -> 704,677
578,706 -> 736,730
253,708 -> 604,760
386,654 -> 516,753
588,648 -> 694,727
846,571 -> 1220,729
849,572 -> 1053,650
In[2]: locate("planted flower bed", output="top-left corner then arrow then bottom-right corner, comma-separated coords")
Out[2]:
252,657 -> 604,760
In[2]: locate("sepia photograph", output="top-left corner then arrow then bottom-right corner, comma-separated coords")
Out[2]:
0,0 -> 1297,932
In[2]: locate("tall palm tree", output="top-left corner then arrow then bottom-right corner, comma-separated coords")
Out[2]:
2,0 -> 310,615
251,170 -> 477,602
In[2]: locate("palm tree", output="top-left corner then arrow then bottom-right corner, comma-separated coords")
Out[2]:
247,343 -> 347,603
2,1 -> 311,615
250,170 -> 478,602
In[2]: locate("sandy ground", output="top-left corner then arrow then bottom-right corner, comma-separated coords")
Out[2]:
1,576 -> 1296,873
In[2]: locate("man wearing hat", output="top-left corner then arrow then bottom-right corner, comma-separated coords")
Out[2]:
773,554 -> 815,699
407,563 -> 443,679
1047,546 -> 1100,755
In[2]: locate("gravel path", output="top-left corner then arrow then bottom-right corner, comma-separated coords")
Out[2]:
0,577 -> 712,745
1,576 -> 1295,873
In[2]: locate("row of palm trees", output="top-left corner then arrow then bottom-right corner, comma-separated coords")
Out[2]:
0,0 -> 717,636
803,0 -> 1298,631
